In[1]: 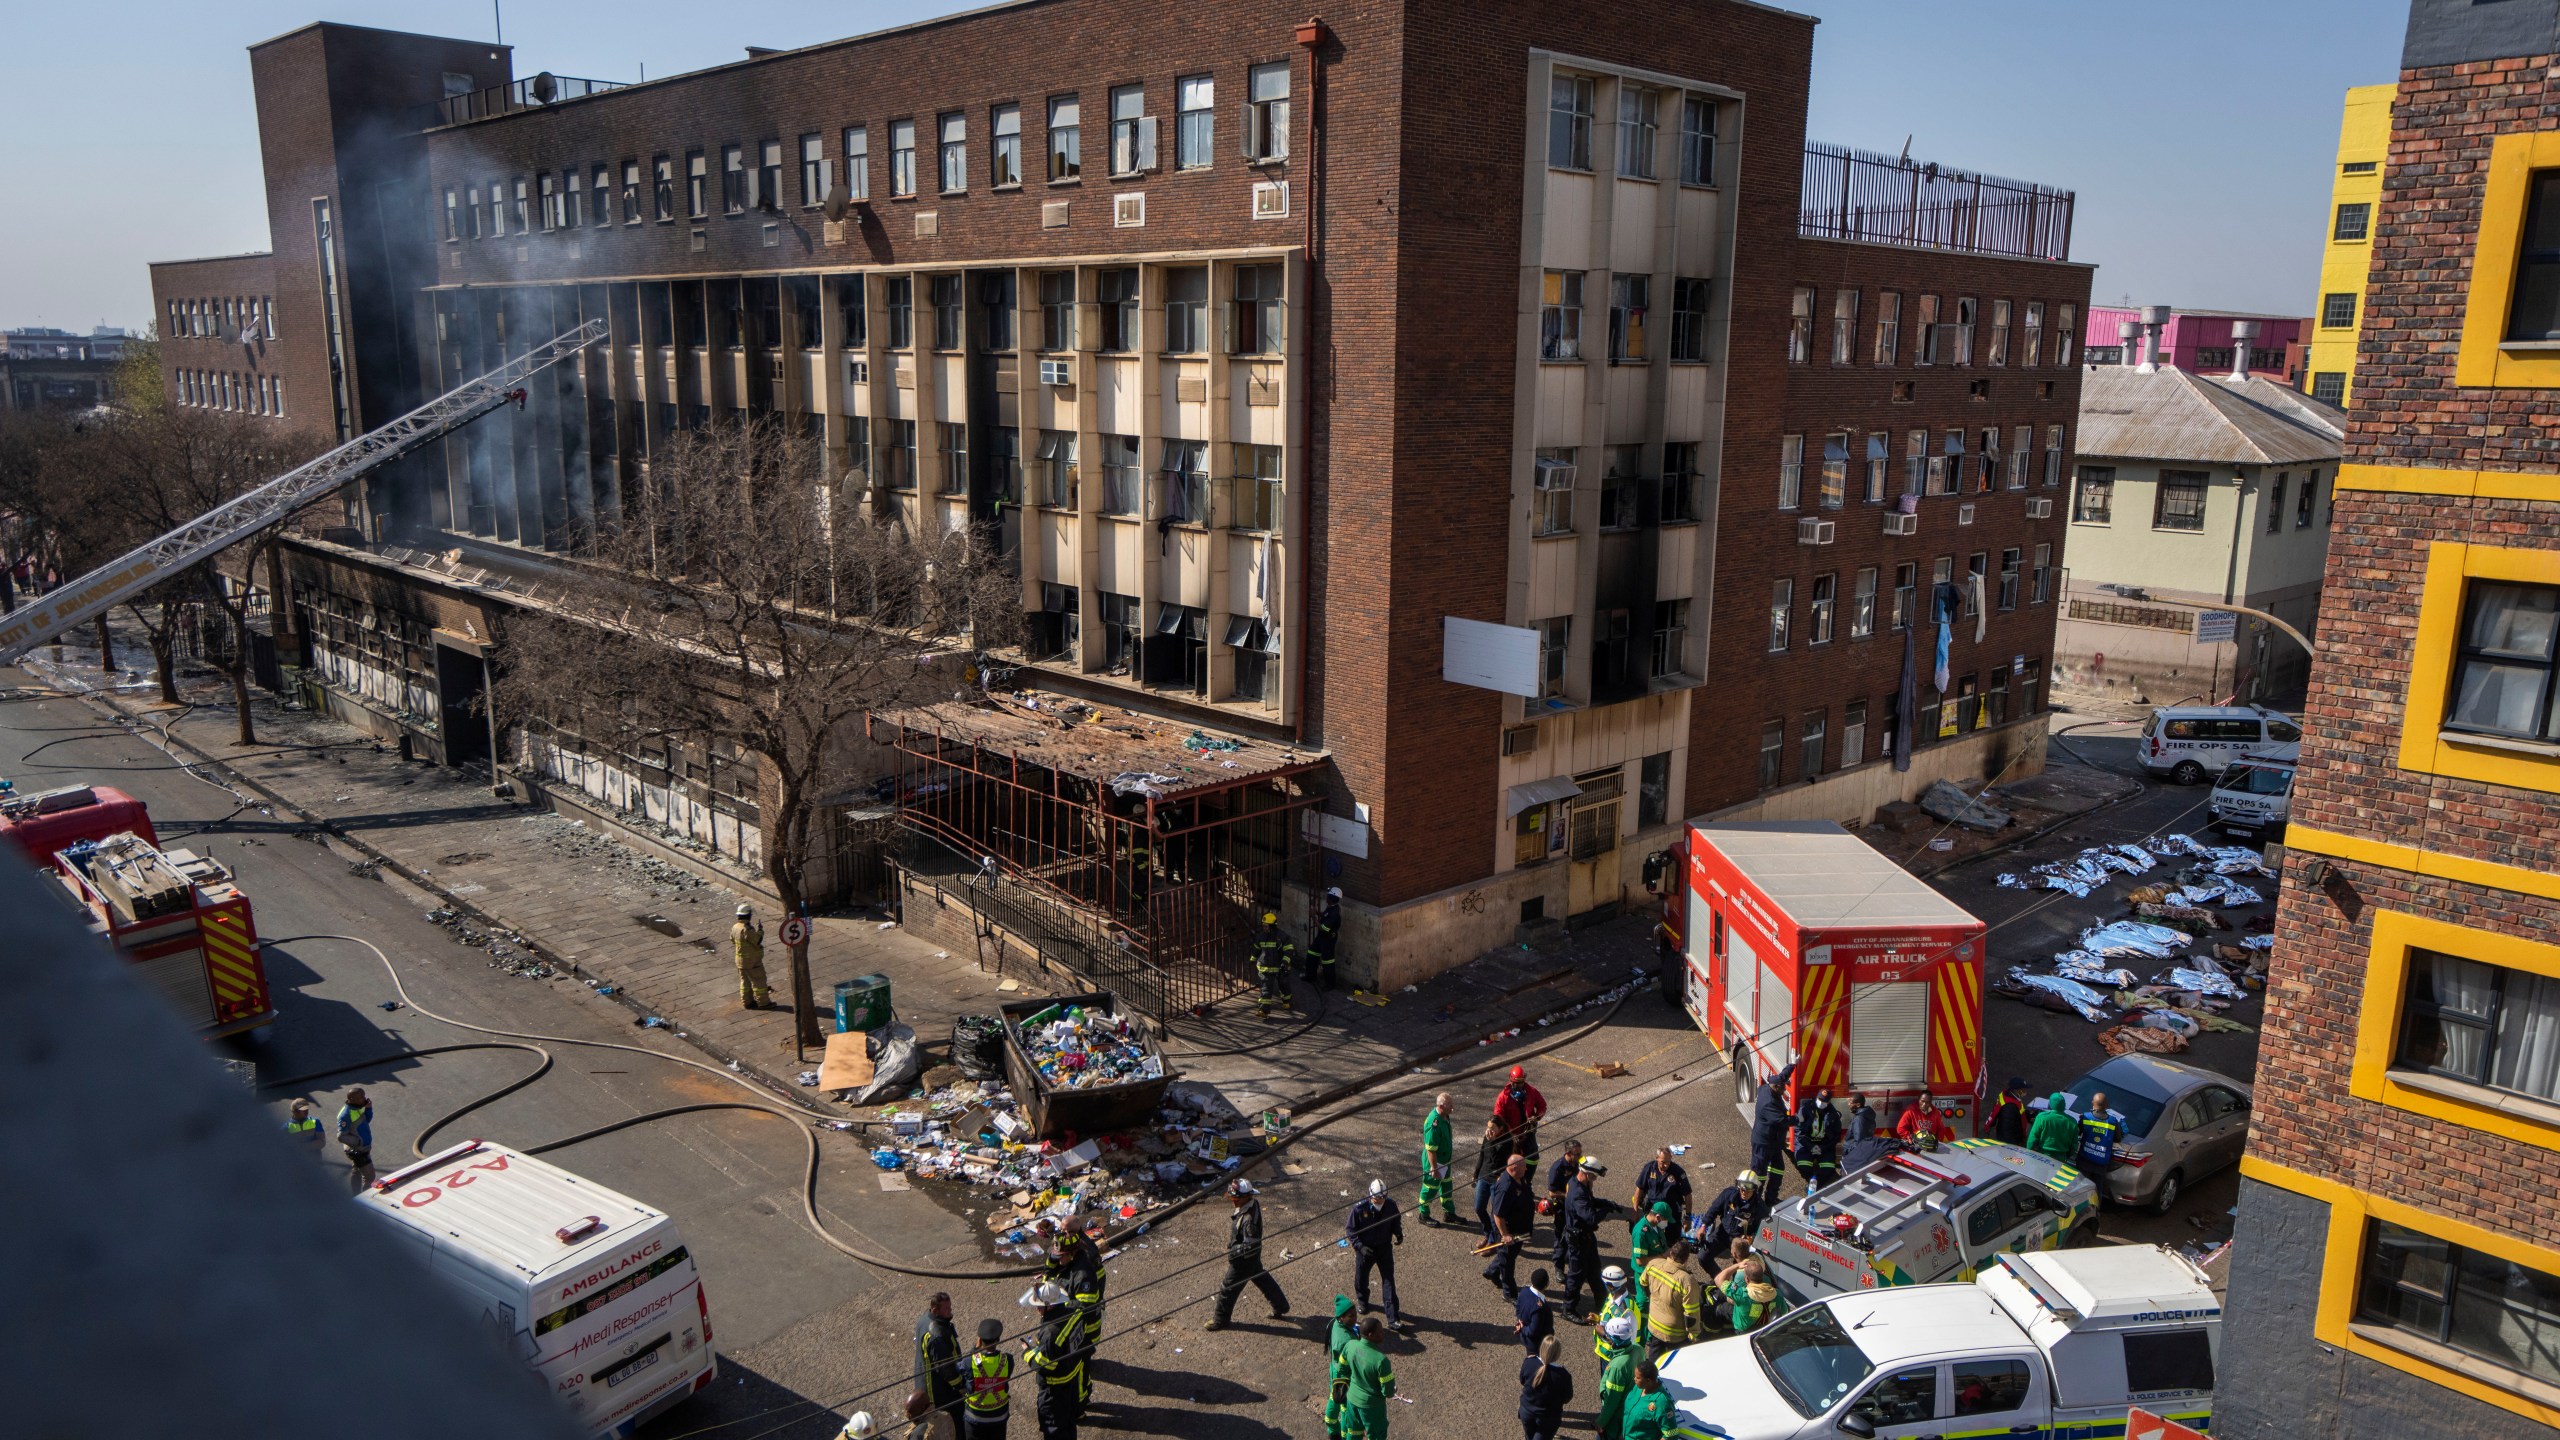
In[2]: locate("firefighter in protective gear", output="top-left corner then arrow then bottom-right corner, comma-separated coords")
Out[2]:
1493,1064 -> 1548,1169
963,1318 -> 1013,1437
914,1292 -> 964,1422
1340,1316 -> 1398,1439
1595,1314 -> 1640,1439
1558,1157 -> 1622,1319
1699,1170 -> 1768,1263
1251,913 -> 1291,1018
1791,1086 -> 1845,1193
731,904 -> 772,1010
1303,886 -> 1342,988
1639,1243 -> 1703,1360
1207,1178 -> 1289,1327
1323,1295 -> 1356,1439
1021,1283 -> 1089,1440
1594,1266 -> 1640,1361
1418,1092 -> 1459,1223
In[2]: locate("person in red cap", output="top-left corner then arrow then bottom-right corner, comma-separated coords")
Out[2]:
1493,1064 -> 1548,1170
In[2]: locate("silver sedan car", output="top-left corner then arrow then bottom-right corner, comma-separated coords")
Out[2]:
2053,1054 -> 2254,1213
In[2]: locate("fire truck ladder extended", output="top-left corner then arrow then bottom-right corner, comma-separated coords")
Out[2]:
0,318 -> 608,666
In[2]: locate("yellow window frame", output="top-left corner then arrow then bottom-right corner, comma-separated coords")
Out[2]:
2348,909 -> 2560,1151
2456,130 -> 2560,388
2243,1153 -> 2560,1426
2398,540 -> 2560,793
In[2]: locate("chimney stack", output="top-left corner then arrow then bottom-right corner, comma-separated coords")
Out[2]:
2117,320 -> 2141,366
2139,304 -> 2172,373
2228,320 -> 2259,382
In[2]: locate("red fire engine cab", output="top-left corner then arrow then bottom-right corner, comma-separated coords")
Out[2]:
1669,821 -> 1988,1130
51,831 -> 275,1038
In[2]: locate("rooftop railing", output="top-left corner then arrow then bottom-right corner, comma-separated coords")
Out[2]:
1800,141 -> 2074,262
434,73 -> 628,127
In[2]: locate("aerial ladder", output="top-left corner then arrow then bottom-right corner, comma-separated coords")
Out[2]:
0,319 -> 608,666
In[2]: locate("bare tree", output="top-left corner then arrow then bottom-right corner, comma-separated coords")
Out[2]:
496,419 -> 1017,1047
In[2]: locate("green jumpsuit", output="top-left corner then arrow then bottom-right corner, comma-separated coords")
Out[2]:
1418,1107 -> 1457,1219
1324,1299 -> 1356,1438
1621,1384 -> 1678,1440
1340,1334 -> 1397,1440
1595,1346 -> 1638,1440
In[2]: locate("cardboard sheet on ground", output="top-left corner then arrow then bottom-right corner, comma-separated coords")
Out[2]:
819,1031 -> 877,1092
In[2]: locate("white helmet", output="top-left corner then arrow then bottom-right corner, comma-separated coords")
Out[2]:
1602,1265 -> 1629,1289
1368,1178 -> 1386,1198
840,1414 -> 875,1439
1603,1313 -> 1637,1341
1736,1169 -> 1760,1187
1326,886 -> 1343,899
1024,1281 -> 1068,1307
736,904 -> 753,918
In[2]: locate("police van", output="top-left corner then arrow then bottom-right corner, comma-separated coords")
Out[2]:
1757,1141 -> 2098,1304
2208,750 -> 2297,838
1660,1245 -> 2220,1440
2138,704 -> 2301,785
356,1141 -> 716,1437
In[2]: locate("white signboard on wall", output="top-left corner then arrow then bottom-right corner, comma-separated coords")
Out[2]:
1301,809 -> 1372,858
1442,616 -> 1541,697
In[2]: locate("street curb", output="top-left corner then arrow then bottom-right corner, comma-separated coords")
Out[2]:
38,673 -> 829,1113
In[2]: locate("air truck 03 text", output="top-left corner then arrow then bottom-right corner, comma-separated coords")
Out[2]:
1669,821 -> 1988,1129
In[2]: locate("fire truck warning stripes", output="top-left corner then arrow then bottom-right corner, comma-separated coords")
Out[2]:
1927,961 -> 1981,1088
199,903 -> 266,1022
1795,963 -> 1849,1083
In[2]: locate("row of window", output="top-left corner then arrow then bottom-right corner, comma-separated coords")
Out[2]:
848,418 -> 1285,530
1546,73 -> 1717,185
167,295 -> 275,343
844,264 -> 1283,356
1778,424 -> 2067,509
2069,467 -> 2329,533
1539,272 -> 1712,364
1756,663 -> 2045,790
1529,442 -> 1705,535
1788,289 -> 2079,370
1767,549 -> 2052,653
440,64 -> 1294,243
1025,585 -> 1279,702
175,368 -> 285,417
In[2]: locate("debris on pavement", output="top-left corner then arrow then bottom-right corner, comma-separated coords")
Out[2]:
1920,780 -> 2011,833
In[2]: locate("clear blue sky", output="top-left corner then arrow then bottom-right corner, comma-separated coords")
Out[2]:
3,0 -> 2408,332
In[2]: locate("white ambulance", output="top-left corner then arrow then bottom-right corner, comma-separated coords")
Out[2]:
357,1140 -> 717,1437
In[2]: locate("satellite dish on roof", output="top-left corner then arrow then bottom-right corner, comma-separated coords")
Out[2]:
530,71 -> 557,104
824,185 -> 850,223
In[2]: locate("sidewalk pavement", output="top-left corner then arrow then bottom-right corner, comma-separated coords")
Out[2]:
18,645 -> 1660,1123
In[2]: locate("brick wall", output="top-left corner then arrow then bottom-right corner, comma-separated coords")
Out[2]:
148,252 -> 295,424
1693,240 -> 2090,812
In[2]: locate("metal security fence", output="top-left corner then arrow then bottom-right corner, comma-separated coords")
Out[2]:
1800,142 -> 2074,262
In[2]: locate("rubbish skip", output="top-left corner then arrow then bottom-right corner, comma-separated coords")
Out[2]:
1001,991 -> 1177,1139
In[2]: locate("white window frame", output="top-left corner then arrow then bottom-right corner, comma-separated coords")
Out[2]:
1778,433 -> 1803,510
1245,62 -> 1290,163
1176,74 -> 1215,169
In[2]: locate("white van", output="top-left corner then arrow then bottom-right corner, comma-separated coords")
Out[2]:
2138,705 -> 2301,785
2208,750 -> 2298,838
357,1141 -> 716,1437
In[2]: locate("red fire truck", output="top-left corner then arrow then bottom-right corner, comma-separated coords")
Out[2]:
1670,821 -> 1989,1130
51,831 -> 274,1038
0,784 -> 160,867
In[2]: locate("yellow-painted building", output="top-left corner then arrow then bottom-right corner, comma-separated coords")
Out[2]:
2303,83 -> 2394,408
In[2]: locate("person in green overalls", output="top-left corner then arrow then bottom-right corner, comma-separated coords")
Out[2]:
1418,1093 -> 1459,1224
1339,1315 -> 1398,1439
1628,1201 -> 1674,1271
1714,1254 -> 1789,1334
1620,1360 -> 1677,1440
1324,1295 -> 1356,1439
1595,1313 -> 1640,1439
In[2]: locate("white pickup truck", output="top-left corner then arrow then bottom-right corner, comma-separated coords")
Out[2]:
1657,1245 -> 2218,1440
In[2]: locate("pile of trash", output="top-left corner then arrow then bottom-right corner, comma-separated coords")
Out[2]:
854,1077 -> 1261,1246
1015,1002 -> 1165,1090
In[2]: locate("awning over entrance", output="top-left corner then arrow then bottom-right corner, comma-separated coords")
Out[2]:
1508,774 -> 1584,817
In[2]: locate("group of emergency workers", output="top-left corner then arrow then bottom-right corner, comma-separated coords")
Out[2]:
1251,888 -> 1344,1016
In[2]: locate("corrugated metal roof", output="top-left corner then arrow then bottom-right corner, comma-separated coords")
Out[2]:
2073,367 -> 2345,467
1691,821 -> 1982,931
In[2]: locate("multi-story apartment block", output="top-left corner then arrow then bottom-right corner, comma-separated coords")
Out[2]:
2218,3 -> 2560,1435
146,1 -> 2085,998
2304,82 -> 2396,408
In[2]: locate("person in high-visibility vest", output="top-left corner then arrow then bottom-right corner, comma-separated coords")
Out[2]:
2075,1090 -> 2128,1182
1323,1295 -> 1356,1439
1021,1283 -> 1089,1440
283,1099 -> 322,1148
962,1318 -> 1012,1438
336,1088 -> 376,1193
1639,1243 -> 1702,1361
1302,886 -> 1341,989
731,904 -> 771,1010
1593,1265 -> 1641,1362
1250,913 -> 1291,1018
914,1292 -> 963,1424
1417,1092 -> 1459,1225
1595,1315 -> 1640,1439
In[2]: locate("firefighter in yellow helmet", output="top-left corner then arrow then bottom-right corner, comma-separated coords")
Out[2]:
1251,911 -> 1292,1018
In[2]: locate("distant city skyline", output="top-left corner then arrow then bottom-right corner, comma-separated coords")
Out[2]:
3,0 -> 2408,331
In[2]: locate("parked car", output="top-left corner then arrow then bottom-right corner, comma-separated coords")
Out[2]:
2138,705 -> 2301,785
2208,751 -> 2297,838
2050,1055 -> 2253,1214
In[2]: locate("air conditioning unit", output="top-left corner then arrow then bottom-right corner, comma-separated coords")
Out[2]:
1957,503 -> 1977,526
1113,192 -> 1147,228
1039,358 -> 1073,387
2025,497 -> 2053,519
1797,517 -> 1836,546
1253,181 -> 1291,220
1502,723 -> 1539,757
1883,511 -> 1919,537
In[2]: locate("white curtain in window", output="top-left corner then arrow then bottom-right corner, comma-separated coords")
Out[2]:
2421,954 -> 2496,1078
2492,968 -> 2560,1101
